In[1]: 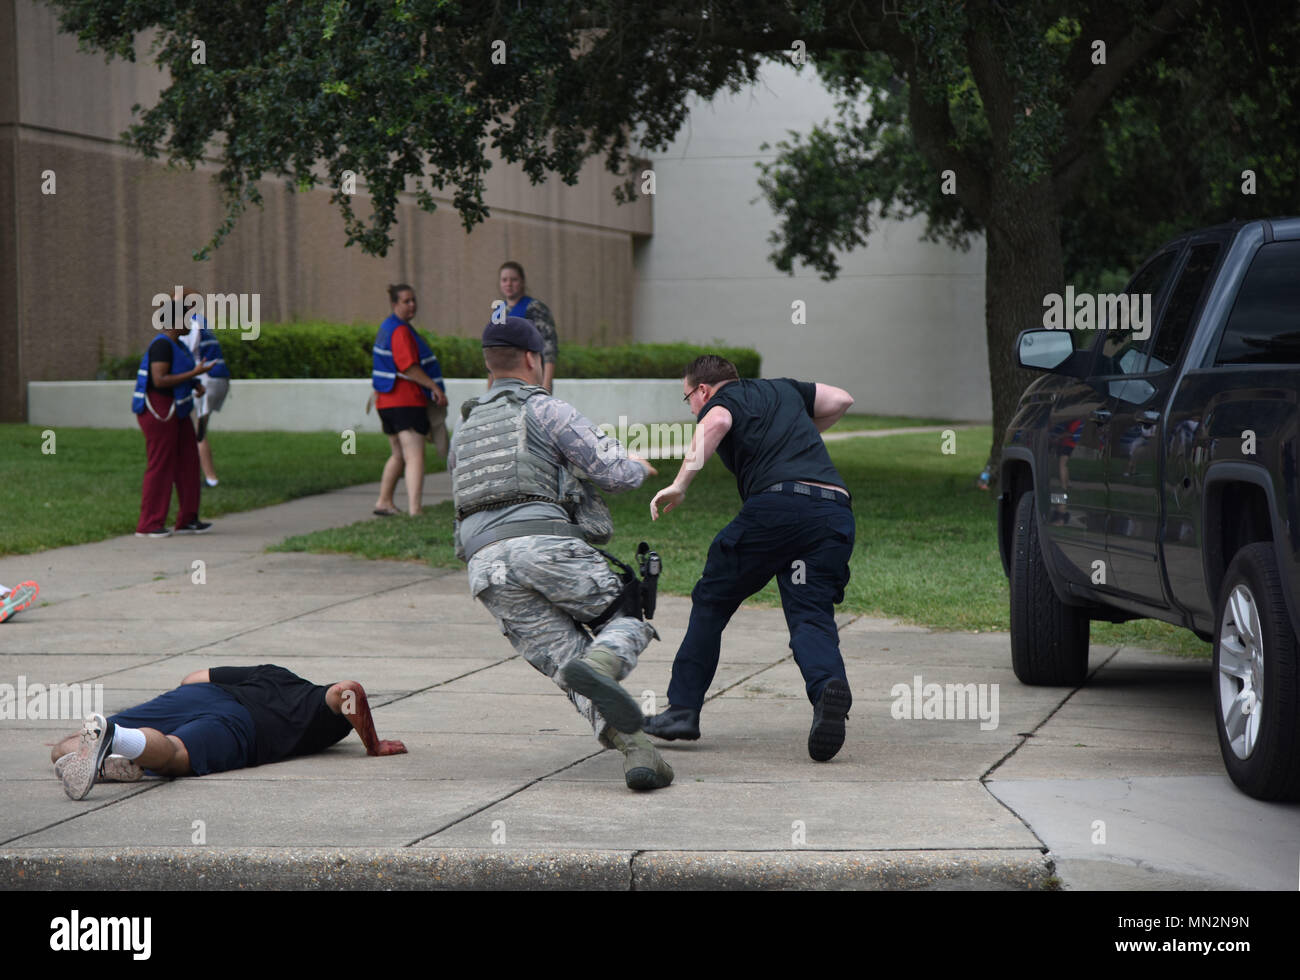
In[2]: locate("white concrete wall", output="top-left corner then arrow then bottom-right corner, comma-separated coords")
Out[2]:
28,379 -> 696,442
632,63 -> 991,421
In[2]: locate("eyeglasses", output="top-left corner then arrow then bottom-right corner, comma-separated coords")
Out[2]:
683,384 -> 703,403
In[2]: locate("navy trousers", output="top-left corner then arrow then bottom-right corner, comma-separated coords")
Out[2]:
666,487 -> 855,710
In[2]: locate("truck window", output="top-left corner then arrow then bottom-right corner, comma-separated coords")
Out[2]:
1149,243 -> 1222,371
1095,247 -> 1180,376
1216,240 -> 1300,365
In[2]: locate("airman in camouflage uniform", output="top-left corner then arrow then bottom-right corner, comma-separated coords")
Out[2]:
449,316 -> 673,791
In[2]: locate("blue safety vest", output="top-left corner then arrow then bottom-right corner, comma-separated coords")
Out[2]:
196,327 -> 231,379
131,334 -> 196,420
372,315 -> 445,396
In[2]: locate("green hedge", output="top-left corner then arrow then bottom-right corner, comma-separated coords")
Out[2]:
98,322 -> 761,381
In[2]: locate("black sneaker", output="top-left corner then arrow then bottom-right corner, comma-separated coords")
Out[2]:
135,527 -> 172,538
643,705 -> 701,741
175,520 -> 213,534
808,679 -> 852,762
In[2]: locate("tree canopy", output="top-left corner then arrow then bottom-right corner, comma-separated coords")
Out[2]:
46,0 -> 1300,474
758,5 -> 1300,292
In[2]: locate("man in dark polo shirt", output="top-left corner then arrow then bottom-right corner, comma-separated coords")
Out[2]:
52,664 -> 405,800
645,355 -> 857,761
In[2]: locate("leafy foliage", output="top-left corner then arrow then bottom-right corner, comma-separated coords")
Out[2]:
47,0 -> 782,258
757,4 -> 1300,290
757,51 -> 983,281
1064,5 -> 1300,289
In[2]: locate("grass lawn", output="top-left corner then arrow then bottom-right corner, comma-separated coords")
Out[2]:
0,414 -> 945,555
0,423 -> 442,555
274,425 -> 1210,658
831,414 -> 965,431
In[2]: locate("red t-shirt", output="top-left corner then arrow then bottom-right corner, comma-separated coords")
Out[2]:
375,323 -> 428,409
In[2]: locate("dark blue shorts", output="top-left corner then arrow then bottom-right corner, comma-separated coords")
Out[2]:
108,684 -> 255,775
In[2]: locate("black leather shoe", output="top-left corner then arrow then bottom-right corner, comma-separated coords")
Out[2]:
808,679 -> 851,762
643,705 -> 701,741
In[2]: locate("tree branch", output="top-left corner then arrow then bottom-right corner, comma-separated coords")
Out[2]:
1064,0 -> 1199,132
964,13 -> 1015,152
572,3 -> 914,59
1051,0 -> 1197,201
904,53 -> 992,224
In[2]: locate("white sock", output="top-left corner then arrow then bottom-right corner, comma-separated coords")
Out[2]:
111,726 -> 148,761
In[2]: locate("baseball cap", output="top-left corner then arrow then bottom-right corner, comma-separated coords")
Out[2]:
482,316 -> 543,353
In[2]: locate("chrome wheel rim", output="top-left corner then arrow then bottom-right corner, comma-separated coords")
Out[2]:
1218,584 -> 1264,760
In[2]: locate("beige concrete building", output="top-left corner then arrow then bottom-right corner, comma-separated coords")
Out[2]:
632,63 -> 991,421
0,0 -> 651,422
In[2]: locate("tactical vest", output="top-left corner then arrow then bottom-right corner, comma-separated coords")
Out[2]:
372,315 -> 444,397
453,384 -> 564,519
131,335 -> 196,421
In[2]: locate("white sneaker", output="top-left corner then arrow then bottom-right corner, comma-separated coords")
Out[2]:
61,713 -> 115,800
55,751 -> 142,783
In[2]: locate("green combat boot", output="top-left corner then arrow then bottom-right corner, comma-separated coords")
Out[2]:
561,649 -> 644,734
609,730 -> 674,791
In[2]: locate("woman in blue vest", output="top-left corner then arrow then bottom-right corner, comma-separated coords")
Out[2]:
371,283 -> 447,516
498,261 -> 559,392
132,295 -> 214,538
181,292 -> 232,487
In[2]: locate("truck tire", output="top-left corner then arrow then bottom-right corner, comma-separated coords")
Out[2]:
1213,542 -> 1300,801
1010,490 -> 1091,685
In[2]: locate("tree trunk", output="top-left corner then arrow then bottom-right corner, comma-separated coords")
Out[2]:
981,177 -> 1065,489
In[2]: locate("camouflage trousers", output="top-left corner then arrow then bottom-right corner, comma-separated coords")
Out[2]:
467,535 -> 655,745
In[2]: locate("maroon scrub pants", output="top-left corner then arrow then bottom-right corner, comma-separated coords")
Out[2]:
136,390 -> 201,532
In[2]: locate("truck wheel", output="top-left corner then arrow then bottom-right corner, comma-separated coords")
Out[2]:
1213,543 -> 1300,801
1010,491 -> 1090,685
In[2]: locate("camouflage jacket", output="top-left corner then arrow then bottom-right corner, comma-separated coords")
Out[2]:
520,298 -> 559,365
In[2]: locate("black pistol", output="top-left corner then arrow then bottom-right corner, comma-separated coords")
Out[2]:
637,541 -> 661,620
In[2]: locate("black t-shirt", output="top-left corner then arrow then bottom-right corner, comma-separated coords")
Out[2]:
699,378 -> 847,500
209,664 -> 353,766
146,336 -> 175,398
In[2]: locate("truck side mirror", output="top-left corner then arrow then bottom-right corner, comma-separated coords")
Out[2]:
1017,329 -> 1076,373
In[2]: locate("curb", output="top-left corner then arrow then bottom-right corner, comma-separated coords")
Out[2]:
0,848 -> 1055,891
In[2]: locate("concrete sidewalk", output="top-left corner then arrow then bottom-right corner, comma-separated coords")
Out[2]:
2,475 -> 1296,890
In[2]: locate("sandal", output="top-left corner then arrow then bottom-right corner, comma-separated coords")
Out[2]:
373,507 -> 401,517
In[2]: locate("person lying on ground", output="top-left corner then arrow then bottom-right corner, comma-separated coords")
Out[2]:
51,664 -> 405,800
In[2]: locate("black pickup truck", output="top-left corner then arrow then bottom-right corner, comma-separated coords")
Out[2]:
998,217 -> 1300,801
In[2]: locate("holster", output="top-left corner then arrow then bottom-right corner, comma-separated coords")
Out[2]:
584,542 -> 662,639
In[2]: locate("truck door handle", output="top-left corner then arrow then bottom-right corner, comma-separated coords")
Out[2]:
1138,409 -> 1161,423
1091,409 -> 1112,424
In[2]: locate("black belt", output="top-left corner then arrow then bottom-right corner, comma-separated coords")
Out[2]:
761,482 -> 851,505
